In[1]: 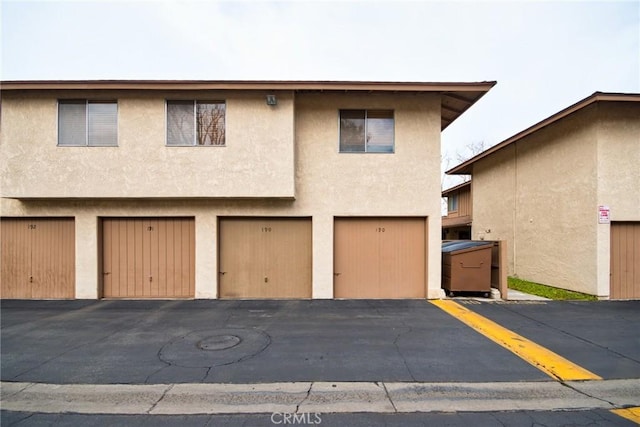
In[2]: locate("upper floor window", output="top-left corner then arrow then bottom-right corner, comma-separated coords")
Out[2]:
448,194 -> 458,212
58,100 -> 117,146
339,109 -> 394,153
166,101 -> 226,146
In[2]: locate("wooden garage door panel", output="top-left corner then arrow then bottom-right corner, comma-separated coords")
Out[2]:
102,218 -> 195,298
219,218 -> 312,299
335,218 -> 426,299
30,219 -> 75,299
1,218 -> 75,299
1,219 -> 33,298
378,219 -> 426,298
334,219 -> 379,298
611,222 -> 640,299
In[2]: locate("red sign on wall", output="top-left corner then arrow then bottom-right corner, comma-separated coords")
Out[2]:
598,205 -> 610,224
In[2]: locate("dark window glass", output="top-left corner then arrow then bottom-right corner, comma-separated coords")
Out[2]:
340,110 -> 393,153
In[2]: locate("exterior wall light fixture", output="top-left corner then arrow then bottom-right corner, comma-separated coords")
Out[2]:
266,95 -> 277,106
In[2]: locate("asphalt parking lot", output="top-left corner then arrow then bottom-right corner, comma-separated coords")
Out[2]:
1,299 -> 639,426
2,299 -> 550,384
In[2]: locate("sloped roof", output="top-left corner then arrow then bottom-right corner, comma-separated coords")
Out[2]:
0,79 -> 496,131
447,92 -> 640,175
442,180 -> 471,197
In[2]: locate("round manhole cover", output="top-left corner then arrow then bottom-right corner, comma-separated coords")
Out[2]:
197,335 -> 241,351
160,328 -> 271,368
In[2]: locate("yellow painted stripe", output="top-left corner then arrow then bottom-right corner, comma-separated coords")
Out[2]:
430,299 -> 602,381
611,407 -> 640,424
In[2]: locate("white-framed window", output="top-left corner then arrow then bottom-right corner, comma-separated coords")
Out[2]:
166,100 -> 226,146
339,109 -> 394,153
448,194 -> 459,212
58,100 -> 118,146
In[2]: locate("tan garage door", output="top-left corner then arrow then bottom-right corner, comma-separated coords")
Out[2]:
1,218 -> 75,299
610,222 -> 640,299
334,217 -> 426,299
219,218 -> 312,299
102,218 -> 195,298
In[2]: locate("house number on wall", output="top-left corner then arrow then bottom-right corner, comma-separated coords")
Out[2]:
261,227 -> 272,232
376,227 -> 386,232
28,224 -> 37,230
147,226 -> 154,231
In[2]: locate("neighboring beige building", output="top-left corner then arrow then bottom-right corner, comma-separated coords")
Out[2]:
442,180 -> 472,240
0,79 -> 494,300
447,92 -> 640,299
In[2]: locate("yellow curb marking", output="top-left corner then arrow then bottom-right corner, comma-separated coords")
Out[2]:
430,300 -> 602,381
611,407 -> 640,424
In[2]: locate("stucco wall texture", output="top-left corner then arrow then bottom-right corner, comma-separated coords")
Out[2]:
472,102 -> 640,297
1,91 -> 296,199
0,91 -> 443,299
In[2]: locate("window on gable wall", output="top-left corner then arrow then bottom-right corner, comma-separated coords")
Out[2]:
58,100 -> 118,146
166,101 -> 226,146
339,109 -> 394,153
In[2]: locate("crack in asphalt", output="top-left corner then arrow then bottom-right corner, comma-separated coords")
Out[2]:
9,301 -> 181,382
491,412 -> 509,427
204,329 -> 272,369
145,340 -> 175,384
392,325 -> 417,382
202,366 -> 213,383
495,303 -> 640,365
155,327 -> 272,384
11,322 -> 137,381
5,411 -> 35,427
144,363 -> 172,384
0,301 -> 102,335
364,300 -> 417,382
221,311 -> 234,327
10,304 -> 170,381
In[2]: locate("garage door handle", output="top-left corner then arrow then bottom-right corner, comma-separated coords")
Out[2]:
219,271 -> 226,275
103,272 -> 111,275
334,273 -> 341,276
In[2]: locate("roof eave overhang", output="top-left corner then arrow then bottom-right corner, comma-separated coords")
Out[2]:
446,91 -> 640,175
0,79 -> 496,131
0,79 -> 496,92
442,180 -> 471,196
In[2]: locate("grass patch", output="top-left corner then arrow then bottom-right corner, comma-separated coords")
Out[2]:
508,277 -> 597,301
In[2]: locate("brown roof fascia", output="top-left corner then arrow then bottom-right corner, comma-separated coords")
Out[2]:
442,180 -> 471,196
0,79 -> 496,93
447,91 -> 640,175
1,79 -> 496,130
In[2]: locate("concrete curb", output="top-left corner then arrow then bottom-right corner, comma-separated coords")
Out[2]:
2,379 -> 638,415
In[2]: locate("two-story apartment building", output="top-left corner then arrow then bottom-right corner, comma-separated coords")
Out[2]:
447,92 -> 640,299
0,80 -> 495,300
441,180 -> 472,240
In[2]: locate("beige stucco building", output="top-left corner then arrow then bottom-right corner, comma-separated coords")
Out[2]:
447,92 -> 640,299
1,80 -> 494,300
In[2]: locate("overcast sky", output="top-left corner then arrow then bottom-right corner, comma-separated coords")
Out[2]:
2,0 -> 638,188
